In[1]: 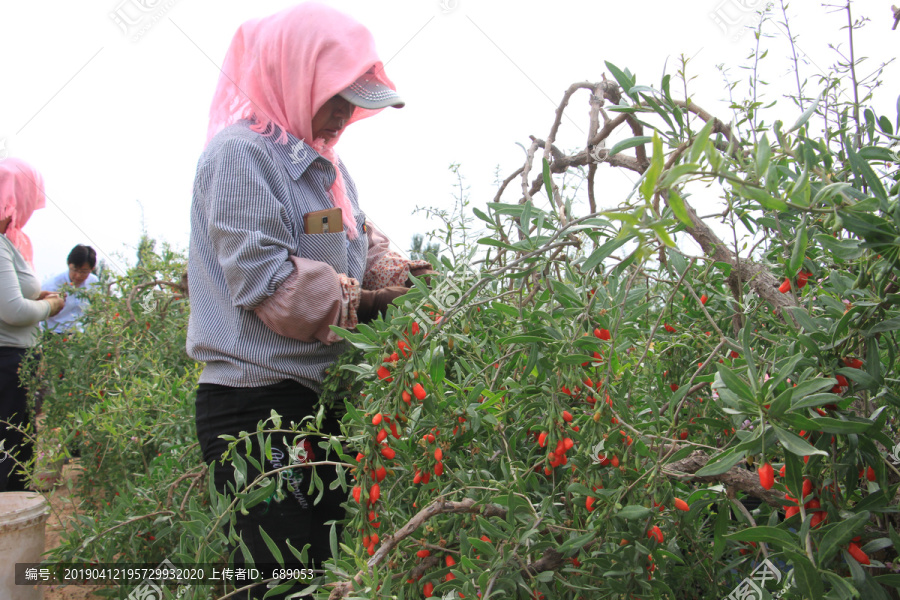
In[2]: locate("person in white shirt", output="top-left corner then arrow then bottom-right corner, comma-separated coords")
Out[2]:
43,244 -> 98,333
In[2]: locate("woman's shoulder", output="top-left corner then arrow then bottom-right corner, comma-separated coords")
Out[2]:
201,122 -> 275,166
0,234 -> 17,260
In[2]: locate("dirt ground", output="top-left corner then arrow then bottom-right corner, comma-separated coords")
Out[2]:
41,461 -> 103,600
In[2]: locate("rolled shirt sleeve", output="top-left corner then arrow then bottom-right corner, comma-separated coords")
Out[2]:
253,256 -> 350,345
362,223 -> 432,290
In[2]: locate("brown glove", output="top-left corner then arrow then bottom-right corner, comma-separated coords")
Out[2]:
357,286 -> 409,323
406,266 -> 438,287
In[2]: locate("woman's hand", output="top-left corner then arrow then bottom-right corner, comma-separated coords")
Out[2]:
357,286 -> 408,323
42,293 -> 65,317
405,266 -> 437,287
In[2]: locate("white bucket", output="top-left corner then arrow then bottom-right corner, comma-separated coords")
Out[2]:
0,492 -> 50,600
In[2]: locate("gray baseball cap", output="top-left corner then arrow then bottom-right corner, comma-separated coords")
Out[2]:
339,69 -> 405,110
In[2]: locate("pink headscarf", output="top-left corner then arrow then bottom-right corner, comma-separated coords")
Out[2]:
206,2 -> 399,237
0,158 -> 46,266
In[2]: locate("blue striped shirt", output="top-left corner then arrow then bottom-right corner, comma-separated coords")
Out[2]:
186,122 -> 368,391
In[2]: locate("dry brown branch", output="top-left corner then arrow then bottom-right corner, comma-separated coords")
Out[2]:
589,112 -> 629,149
406,555 -> 442,584
587,162 -> 598,213
328,498 -> 507,599
125,279 -> 186,323
662,450 -> 784,508
165,467 -> 205,509
545,82 -> 597,159
84,510 -> 176,551
669,190 -> 797,313
673,100 -> 736,144
522,547 -> 567,577
493,166 -> 525,205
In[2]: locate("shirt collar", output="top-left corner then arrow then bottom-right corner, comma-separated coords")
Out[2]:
266,130 -> 333,182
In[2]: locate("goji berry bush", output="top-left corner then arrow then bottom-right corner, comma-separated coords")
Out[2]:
22,6 -> 900,599
314,14 -> 900,600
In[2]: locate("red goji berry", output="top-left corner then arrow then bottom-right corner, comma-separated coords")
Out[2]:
847,542 -> 870,565
758,463 -> 775,490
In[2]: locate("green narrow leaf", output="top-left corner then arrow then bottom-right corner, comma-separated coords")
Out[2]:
330,522 -> 338,566
724,526 -> 798,549
639,133 -> 664,201
735,185 -> 789,212
741,325 -> 758,386
472,206 -> 493,224
790,168 -> 810,206
773,425 -> 828,456
618,505 -> 652,519
866,337 -> 883,385
847,146 -> 888,203
604,61 -> 635,94
837,366 -> 877,388
785,552 -> 825,598
784,307 -> 822,333
242,477 -> 277,510
768,386 -> 795,419
756,133 -> 771,177
876,574 -> 900,589
822,570 -> 860,599
520,200 -> 532,235
640,93 -> 676,131
259,525 -> 285,565
784,452 -> 804,505
866,317 -> 900,336
232,452 -> 247,489
666,189 -> 693,227
609,136 -> 653,156
818,511 -> 871,564
582,236 -> 632,272
715,364 -> 756,403
430,345 -> 446,384
788,215 -> 808,277
650,224 -> 676,247
694,448 -> 746,476
789,92 -> 823,132
888,524 -> 900,553
814,234 -> 864,261
542,158 -> 553,202
767,353 -> 804,397
689,119 -> 716,164
791,391 -> 841,411
806,417 -> 873,435
713,500 -> 729,560
658,163 -> 701,189
557,531 -> 596,553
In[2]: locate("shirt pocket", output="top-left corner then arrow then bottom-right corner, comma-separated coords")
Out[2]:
298,231 -> 348,274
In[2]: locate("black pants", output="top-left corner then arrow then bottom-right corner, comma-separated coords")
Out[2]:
0,347 -> 33,491
195,380 -> 346,599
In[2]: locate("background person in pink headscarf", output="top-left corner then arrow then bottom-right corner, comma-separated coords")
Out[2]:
187,3 -> 432,595
0,158 -> 65,491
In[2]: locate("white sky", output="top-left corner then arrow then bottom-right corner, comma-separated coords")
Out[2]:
0,0 -> 896,281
